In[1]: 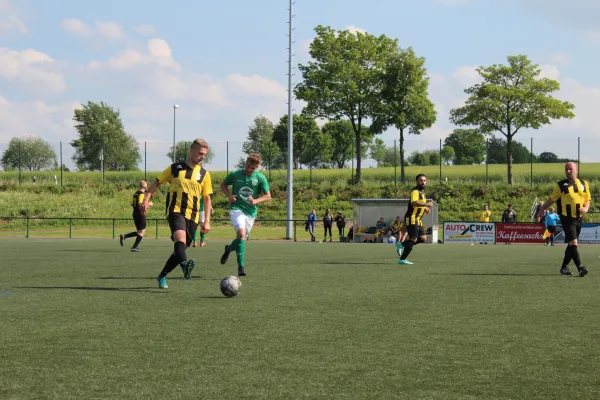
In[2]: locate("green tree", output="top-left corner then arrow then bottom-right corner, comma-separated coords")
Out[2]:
71,101 -> 141,171
440,146 -> 455,165
449,55 -> 575,184
166,141 -> 215,164
382,146 -> 401,167
538,151 -> 558,163
408,149 -> 440,166
1,136 -> 57,171
241,115 -> 280,170
487,137 -> 535,164
371,47 -> 437,183
443,129 -> 486,165
322,120 -> 355,168
273,114 -> 322,169
369,138 -> 387,167
295,25 -> 398,183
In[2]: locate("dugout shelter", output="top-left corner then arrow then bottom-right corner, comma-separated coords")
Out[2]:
351,198 -> 439,243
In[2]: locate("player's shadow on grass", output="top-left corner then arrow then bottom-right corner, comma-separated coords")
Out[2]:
323,261 -> 391,265
18,286 -> 166,294
430,273 -> 558,277
98,276 -> 221,281
60,249 -> 122,253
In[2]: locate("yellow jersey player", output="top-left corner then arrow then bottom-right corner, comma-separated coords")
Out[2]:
398,174 -> 433,265
537,162 -> 591,277
141,139 -> 213,289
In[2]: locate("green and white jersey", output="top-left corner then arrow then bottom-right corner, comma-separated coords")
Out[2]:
223,169 -> 270,218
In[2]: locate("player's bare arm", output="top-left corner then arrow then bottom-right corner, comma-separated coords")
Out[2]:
412,200 -> 433,207
202,194 -> 212,234
220,181 -> 236,203
141,179 -> 160,215
248,192 -> 272,205
580,200 -> 590,215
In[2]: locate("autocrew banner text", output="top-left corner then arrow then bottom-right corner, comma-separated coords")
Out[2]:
443,222 -> 495,243
496,223 -> 545,244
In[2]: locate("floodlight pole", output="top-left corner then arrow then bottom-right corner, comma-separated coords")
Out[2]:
285,0 -> 295,240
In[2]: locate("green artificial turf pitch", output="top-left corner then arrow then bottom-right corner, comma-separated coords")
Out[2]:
1,239 -> 600,399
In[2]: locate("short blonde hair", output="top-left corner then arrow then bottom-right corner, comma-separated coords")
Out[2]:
247,153 -> 261,166
139,180 -> 148,189
191,139 -> 209,150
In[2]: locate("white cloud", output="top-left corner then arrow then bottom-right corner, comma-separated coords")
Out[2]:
0,47 -> 66,95
538,64 -> 560,81
0,0 -> 28,35
95,22 -> 123,40
417,63 -> 600,161
61,18 -> 93,37
132,24 -> 158,36
0,95 -> 80,141
345,25 -> 367,35
61,19 -> 124,40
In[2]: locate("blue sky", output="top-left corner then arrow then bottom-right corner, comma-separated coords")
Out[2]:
2,0 -> 600,170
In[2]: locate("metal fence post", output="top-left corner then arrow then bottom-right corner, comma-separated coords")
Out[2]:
60,141 -> 63,186
69,218 -> 72,239
26,217 -> 29,238
112,219 -> 115,239
155,219 -> 159,239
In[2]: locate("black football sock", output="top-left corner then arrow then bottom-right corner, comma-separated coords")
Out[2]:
562,246 -> 573,267
416,237 -> 425,244
400,240 -> 415,260
159,254 -> 179,278
572,245 -> 582,267
132,234 -> 143,249
124,232 -> 137,239
174,241 -> 187,264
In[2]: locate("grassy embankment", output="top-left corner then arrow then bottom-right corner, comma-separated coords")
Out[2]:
1,163 -> 599,238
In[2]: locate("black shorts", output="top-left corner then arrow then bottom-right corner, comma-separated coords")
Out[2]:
406,224 -> 426,238
547,225 -> 556,234
167,213 -> 198,247
559,216 -> 581,243
133,212 -> 146,231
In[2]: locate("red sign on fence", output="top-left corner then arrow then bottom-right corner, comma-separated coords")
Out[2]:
496,223 -> 546,244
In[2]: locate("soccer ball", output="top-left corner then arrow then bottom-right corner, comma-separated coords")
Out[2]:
387,236 -> 396,244
220,275 -> 241,297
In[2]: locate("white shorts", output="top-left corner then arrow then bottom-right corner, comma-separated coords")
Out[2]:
200,211 -> 205,224
230,209 -> 255,236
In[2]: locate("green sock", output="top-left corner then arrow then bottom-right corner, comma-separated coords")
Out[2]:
228,238 -> 240,252
236,239 -> 245,268
200,232 -> 206,242
193,229 -> 198,241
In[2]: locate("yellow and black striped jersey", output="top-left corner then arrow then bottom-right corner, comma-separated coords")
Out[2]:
550,178 -> 591,219
404,187 -> 427,226
157,162 -> 213,224
131,190 -> 145,213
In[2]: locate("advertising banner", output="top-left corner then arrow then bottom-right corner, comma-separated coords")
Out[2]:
443,222 -> 495,243
496,223 -> 545,244
553,223 -> 600,244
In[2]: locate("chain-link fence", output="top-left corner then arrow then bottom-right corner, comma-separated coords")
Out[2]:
1,136 -> 599,186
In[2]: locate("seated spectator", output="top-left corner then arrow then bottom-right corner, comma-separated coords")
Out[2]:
375,218 -> 387,230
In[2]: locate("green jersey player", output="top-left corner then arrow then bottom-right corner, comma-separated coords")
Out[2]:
219,153 -> 272,276
192,196 -> 213,247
